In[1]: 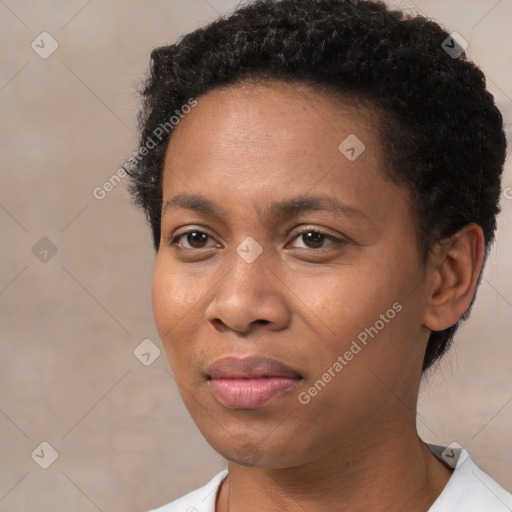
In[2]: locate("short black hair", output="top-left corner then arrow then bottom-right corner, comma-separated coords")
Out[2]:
125,0 -> 507,372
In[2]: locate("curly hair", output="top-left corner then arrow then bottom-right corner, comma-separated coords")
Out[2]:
125,0 -> 507,372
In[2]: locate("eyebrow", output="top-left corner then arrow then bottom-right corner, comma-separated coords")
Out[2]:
162,193 -> 368,221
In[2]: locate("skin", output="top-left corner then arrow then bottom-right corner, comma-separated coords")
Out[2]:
151,80 -> 484,512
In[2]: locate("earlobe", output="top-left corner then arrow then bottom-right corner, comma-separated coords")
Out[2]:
423,223 -> 485,332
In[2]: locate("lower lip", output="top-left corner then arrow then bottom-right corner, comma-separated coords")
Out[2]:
208,377 -> 300,409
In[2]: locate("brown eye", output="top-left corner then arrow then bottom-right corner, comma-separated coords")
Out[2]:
169,227 -> 342,252
171,230 -> 216,249
289,229 -> 339,249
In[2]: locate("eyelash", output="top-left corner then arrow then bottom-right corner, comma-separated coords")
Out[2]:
168,227 -> 342,251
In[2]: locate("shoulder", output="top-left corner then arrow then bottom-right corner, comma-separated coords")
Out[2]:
428,445 -> 512,512
146,470 -> 228,512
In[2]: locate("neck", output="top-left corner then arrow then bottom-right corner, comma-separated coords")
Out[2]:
216,420 -> 453,512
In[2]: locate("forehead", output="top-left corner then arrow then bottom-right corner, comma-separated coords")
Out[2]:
162,81 -> 385,195
169,80 -> 378,146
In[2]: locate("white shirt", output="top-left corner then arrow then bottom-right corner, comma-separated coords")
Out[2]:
147,445 -> 512,512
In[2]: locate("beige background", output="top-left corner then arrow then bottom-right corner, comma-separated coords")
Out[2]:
0,0 -> 511,510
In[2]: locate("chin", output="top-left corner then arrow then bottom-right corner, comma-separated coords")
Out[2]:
201,429 -> 311,469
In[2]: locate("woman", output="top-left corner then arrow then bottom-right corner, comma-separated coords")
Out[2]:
126,0 -> 511,510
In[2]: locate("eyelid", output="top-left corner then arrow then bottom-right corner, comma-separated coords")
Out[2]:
288,225 -> 342,247
168,225 -> 344,250
168,226 -> 219,249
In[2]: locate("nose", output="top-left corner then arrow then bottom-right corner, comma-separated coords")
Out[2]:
205,244 -> 291,335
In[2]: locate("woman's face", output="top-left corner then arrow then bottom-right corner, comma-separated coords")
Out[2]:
152,81 -> 434,468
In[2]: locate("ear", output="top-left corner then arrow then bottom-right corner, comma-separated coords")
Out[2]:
423,223 -> 485,331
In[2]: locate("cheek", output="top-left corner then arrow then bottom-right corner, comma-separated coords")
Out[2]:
292,262 -> 399,341
289,256 -> 423,383
151,256 -> 205,364
151,258 -> 173,340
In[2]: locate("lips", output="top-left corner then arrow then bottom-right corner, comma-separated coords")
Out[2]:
207,355 -> 302,379
207,355 -> 302,409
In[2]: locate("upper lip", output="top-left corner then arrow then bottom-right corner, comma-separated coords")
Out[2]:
207,355 -> 302,379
